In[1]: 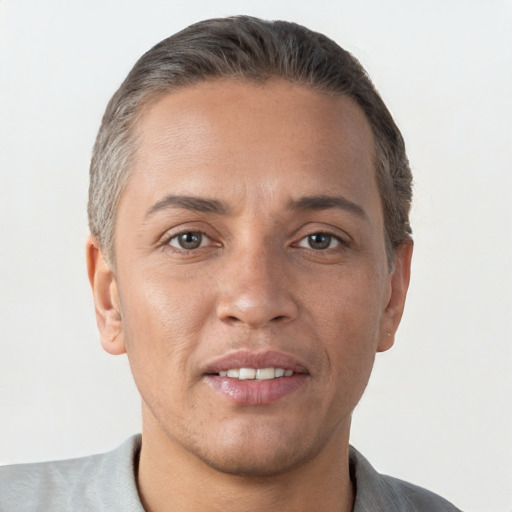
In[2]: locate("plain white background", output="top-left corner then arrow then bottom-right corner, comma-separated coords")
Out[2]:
0,1 -> 511,510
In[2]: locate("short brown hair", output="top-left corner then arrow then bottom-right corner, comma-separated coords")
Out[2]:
88,15 -> 412,265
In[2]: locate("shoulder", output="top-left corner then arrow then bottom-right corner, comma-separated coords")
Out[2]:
379,474 -> 462,512
0,435 -> 143,512
0,453 -> 104,511
350,446 -> 462,512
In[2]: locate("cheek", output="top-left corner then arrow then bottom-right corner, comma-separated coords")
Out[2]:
307,268 -> 386,382
118,274 -> 214,387
309,266 -> 386,337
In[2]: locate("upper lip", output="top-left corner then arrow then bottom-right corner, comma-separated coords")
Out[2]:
203,349 -> 309,375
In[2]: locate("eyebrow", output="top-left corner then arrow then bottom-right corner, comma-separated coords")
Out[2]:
145,193 -> 367,220
287,195 -> 368,220
145,195 -> 229,218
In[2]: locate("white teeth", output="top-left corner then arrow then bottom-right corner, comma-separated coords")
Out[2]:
218,367 -> 294,380
239,368 -> 256,380
256,368 -> 275,380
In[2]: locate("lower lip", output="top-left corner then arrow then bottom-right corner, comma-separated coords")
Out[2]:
204,375 -> 308,405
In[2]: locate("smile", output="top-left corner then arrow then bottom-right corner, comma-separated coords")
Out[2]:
218,368 -> 294,380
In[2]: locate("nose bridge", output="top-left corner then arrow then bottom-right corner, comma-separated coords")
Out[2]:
216,235 -> 297,328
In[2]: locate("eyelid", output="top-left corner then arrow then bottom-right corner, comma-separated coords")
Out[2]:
296,233 -> 342,249
157,224 -> 220,250
167,231 -> 212,250
292,225 -> 351,247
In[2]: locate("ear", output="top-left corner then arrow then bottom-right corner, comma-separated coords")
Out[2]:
377,242 -> 413,352
86,236 -> 126,355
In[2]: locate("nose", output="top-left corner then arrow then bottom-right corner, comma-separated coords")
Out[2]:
216,247 -> 299,329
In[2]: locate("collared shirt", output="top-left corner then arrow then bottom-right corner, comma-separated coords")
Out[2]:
0,435 -> 461,511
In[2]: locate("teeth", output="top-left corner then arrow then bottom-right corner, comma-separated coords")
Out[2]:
218,367 -> 294,380
256,368 -> 275,380
239,368 -> 256,380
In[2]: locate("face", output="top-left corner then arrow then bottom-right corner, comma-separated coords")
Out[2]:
88,79 -> 411,477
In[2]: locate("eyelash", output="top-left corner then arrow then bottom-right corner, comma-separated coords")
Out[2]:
162,229 -> 349,253
295,232 -> 347,251
164,231 -> 213,252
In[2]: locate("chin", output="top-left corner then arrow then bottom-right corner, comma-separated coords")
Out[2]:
196,444 -> 311,478
186,422 -> 327,478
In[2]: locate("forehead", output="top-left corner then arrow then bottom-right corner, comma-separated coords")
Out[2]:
135,79 -> 374,177
122,79 -> 381,227
136,79 -> 374,156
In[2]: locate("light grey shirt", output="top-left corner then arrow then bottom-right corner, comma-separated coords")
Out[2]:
0,435 -> 461,511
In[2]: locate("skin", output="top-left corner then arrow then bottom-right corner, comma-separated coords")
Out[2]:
87,79 -> 412,512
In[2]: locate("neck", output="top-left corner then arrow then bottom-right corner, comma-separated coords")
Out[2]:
137,412 -> 354,512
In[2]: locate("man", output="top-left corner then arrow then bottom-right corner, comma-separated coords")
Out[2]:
0,16 -> 461,511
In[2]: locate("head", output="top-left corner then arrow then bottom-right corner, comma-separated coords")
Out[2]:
88,15 -> 412,268
86,16 -> 413,480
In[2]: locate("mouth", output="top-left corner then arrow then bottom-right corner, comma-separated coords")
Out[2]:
203,350 -> 309,405
217,367 -> 294,380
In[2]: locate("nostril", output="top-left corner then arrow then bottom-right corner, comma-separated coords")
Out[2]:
221,313 -> 289,326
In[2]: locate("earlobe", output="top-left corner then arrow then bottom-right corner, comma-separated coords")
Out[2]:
86,236 -> 126,355
377,242 -> 413,352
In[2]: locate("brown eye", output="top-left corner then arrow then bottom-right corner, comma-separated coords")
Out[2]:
169,231 -> 208,250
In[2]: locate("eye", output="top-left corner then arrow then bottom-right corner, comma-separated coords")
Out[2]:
297,233 -> 341,250
168,231 -> 210,250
